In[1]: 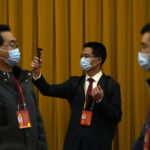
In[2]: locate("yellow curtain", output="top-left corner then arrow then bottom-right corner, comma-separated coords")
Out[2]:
0,0 -> 150,150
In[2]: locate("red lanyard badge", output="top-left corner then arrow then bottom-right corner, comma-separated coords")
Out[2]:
14,76 -> 31,129
14,76 -> 26,109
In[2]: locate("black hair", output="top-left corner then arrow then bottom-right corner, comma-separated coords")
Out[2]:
83,42 -> 107,66
0,24 -> 10,46
141,23 -> 150,34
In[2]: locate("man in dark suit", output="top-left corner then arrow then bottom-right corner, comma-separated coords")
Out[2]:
31,42 -> 122,150
132,23 -> 150,150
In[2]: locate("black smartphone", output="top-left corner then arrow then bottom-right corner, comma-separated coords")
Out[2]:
37,48 -> 43,59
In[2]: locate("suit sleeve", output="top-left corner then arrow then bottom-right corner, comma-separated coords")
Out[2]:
131,125 -> 145,150
32,75 -> 75,101
95,81 -> 122,123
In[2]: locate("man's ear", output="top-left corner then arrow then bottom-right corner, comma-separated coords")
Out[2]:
97,57 -> 102,65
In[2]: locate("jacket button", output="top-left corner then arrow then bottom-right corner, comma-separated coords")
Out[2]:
28,72 -> 31,76
4,79 -> 7,82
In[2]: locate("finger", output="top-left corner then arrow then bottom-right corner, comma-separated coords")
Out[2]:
39,59 -> 42,63
32,63 -> 41,69
31,62 -> 39,67
92,88 -> 100,96
33,56 -> 39,60
91,91 -> 94,97
91,89 -> 97,96
95,88 -> 100,93
98,85 -> 102,91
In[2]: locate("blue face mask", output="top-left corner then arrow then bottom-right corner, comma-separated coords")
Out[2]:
80,57 -> 92,71
138,52 -> 150,71
0,48 -> 20,67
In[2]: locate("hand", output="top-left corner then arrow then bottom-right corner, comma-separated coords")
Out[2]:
31,56 -> 42,78
91,85 -> 104,102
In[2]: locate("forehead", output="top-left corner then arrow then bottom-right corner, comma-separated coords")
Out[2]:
141,32 -> 150,45
82,47 -> 93,54
0,31 -> 16,43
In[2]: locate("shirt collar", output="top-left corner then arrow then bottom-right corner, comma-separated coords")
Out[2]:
85,70 -> 103,82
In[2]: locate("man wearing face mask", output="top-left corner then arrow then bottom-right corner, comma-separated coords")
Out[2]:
132,23 -> 150,150
31,42 -> 122,150
0,24 -> 48,150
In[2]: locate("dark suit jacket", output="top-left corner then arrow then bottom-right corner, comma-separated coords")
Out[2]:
33,73 -> 122,150
0,66 -> 48,150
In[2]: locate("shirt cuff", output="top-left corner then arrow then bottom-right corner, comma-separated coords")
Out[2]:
33,72 -> 41,80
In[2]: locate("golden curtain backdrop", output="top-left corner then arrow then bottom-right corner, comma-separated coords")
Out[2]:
0,0 -> 150,150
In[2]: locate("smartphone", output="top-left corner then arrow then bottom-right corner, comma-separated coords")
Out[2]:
37,48 -> 43,59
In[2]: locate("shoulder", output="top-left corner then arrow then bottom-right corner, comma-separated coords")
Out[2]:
102,74 -> 120,93
68,75 -> 85,90
13,66 -> 32,79
103,74 -> 120,86
69,75 -> 85,83
69,75 -> 84,80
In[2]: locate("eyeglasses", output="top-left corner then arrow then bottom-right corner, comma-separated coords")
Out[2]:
80,54 -> 95,58
2,43 -> 18,49
1,40 -> 18,49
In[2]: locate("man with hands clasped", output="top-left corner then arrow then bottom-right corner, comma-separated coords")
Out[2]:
31,42 -> 122,150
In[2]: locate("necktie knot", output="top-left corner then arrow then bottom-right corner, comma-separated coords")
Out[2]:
88,78 -> 94,84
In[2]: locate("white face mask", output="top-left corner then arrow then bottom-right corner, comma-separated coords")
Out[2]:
80,57 -> 92,71
0,48 -> 21,67
138,52 -> 150,71
80,57 -> 99,71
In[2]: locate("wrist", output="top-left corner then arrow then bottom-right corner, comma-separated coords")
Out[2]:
33,72 -> 41,80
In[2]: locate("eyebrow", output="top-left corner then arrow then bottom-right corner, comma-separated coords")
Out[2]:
141,42 -> 146,46
9,40 -> 17,43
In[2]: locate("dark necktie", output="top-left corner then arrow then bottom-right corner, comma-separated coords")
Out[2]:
86,78 -> 94,104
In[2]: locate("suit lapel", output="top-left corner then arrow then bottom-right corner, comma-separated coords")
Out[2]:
80,75 -> 86,100
76,75 -> 86,107
97,73 -> 106,92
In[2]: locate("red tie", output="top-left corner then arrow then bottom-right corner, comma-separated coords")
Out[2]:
86,78 -> 94,104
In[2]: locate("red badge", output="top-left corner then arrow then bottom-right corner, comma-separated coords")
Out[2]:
16,110 -> 32,129
80,110 -> 92,126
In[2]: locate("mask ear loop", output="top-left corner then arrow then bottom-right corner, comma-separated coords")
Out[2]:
0,56 -> 6,60
90,57 -> 101,68
0,48 -> 8,52
139,52 -> 150,56
0,48 -> 8,61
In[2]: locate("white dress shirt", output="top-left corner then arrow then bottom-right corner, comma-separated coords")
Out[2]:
85,70 -> 103,94
85,70 -> 103,102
